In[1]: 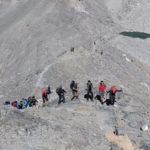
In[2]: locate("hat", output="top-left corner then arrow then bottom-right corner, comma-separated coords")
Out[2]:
32,95 -> 35,98
22,98 -> 24,100
62,87 -> 65,90
88,80 -> 91,82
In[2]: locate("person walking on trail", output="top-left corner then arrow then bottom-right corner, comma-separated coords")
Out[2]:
30,96 -> 39,108
86,80 -> 94,101
42,88 -> 49,107
70,47 -> 74,52
101,50 -> 103,55
107,86 -> 122,105
71,82 -> 79,100
97,81 -> 107,104
57,87 -> 66,104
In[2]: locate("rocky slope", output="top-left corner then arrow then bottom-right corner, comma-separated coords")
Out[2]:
0,0 -> 150,150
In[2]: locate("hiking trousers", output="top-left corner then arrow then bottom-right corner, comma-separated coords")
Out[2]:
87,92 -> 93,100
109,93 -> 115,105
58,95 -> 65,104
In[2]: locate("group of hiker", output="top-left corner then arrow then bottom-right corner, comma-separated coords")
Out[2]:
55,80 -> 122,106
4,81 -> 122,109
4,96 -> 38,109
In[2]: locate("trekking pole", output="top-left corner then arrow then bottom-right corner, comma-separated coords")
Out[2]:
121,87 -> 124,99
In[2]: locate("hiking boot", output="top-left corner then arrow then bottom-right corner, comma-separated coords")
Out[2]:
101,101 -> 103,105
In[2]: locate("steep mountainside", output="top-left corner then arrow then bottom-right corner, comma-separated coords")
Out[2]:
0,0 -> 150,150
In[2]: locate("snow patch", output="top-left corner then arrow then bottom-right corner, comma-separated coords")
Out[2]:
125,58 -> 131,62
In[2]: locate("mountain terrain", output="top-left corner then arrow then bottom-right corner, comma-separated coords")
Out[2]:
0,0 -> 150,150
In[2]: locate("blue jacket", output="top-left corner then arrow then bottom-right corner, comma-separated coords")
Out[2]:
17,103 -> 21,109
23,100 -> 27,107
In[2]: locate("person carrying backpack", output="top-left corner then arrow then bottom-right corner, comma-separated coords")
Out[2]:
71,82 -> 79,100
101,50 -> 103,55
42,88 -> 49,107
27,97 -> 32,107
107,86 -> 122,105
22,98 -> 27,108
4,101 -> 10,106
30,96 -> 38,108
86,80 -> 93,101
17,101 -> 24,109
12,101 -> 17,107
56,86 -> 66,104
97,81 -> 107,104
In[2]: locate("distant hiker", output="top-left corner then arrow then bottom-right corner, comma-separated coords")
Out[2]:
56,86 -> 66,104
46,85 -> 51,94
101,50 -> 103,55
27,97 -> 32,107
86,80 -> 93,101
4,101 -> 10,106
107,86 -> 123,105
71,81 -> 79,100
17,101 -> 24,109
94,42 -> 96,45
30,96 -> 38,108
42,88 -> 49,107
97,81 -> 107,104
12,101 -> 17,107
22,98 -> 27,108
70,47 -> 74,52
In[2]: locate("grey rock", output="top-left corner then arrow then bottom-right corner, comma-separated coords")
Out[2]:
114,127 -> 126,136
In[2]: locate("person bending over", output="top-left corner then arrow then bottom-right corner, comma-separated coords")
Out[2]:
107,86 -> 122,105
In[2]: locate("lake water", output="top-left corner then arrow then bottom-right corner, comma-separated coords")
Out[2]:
120,32 -> 150,39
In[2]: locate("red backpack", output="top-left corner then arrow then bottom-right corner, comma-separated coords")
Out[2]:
111,86 -> 116,93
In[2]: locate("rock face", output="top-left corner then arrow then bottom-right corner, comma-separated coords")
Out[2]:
0,0 -> 150,150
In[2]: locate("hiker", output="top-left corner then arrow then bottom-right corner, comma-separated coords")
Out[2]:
17,101 -> 24,109
101,50 -> 103,55
12,101 -> 17,107
71,82 -> 79,100
30,96 -> 38,108
107,86 -> 123,105
46,85 -> 51,94
56,87 -> 66,104
42,88 -> 49,107
22,98 -> 27,108
86,80 -> 93,101
4,101 -> 10,105
97,81 -> 107,104
27,97 -> 32,107
70,47 -> 74,52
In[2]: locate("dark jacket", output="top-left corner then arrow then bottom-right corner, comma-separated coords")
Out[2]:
58,88 -> 66,96
107,89 -> 122,95
87,83 -> 93,92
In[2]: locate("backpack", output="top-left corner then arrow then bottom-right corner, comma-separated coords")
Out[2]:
27,97 -> 32,107
56,86 -> 62,95
111,86 -> 116,93
12,101 -> 17,107
48,86 -> 51,94
4,101 -> 10,105
42,89 -> 46,96
70,80 -> 75,89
